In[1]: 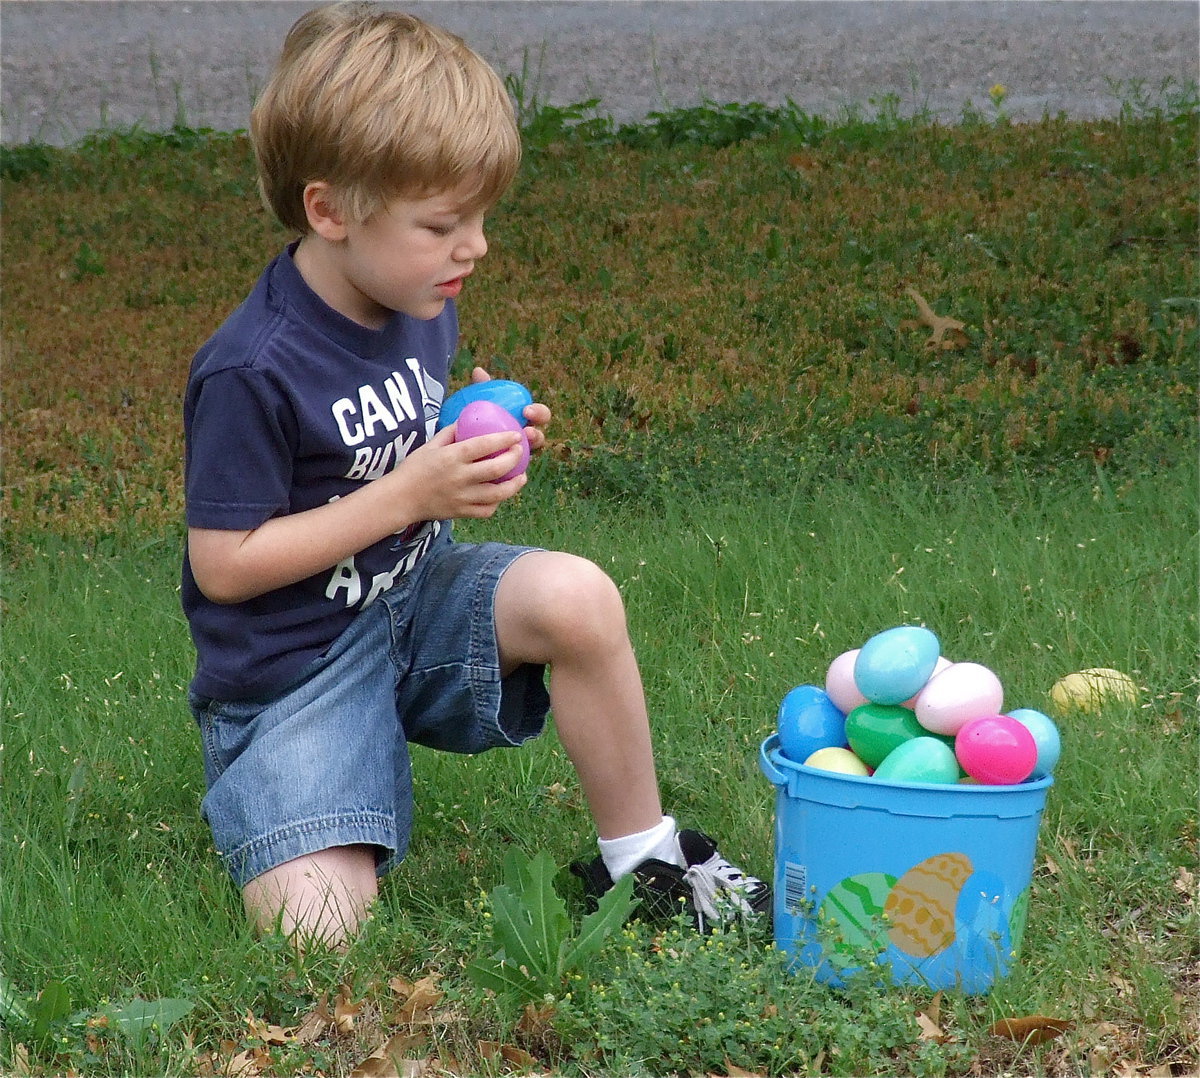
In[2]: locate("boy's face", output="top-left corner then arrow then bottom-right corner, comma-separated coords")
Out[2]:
322,180 -> 489,327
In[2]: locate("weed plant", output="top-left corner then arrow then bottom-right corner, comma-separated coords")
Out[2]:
2,87 -> 1197,1076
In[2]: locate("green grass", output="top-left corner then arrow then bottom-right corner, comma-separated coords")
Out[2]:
2,86 -> 1198,1075
4,466 -> 1196,1075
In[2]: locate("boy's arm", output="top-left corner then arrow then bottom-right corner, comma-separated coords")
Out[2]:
189,423 -> 526,604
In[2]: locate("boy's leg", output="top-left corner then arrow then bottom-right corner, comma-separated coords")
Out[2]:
492,551 -> 663,840
493,549 -> 771,929
243,844 -> 378,949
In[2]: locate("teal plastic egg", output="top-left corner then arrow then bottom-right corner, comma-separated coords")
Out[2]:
1006,707 -> 1062,778
872,736 -> 961,785
853,626 -> 941,705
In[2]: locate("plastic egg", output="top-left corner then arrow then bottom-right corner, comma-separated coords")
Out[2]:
453,400 -> 529,481
873,737 -> 961,785
437,379 -> 533,430
1049,668 -> 1138,714
845,703 -> 925,770
955,714 -> 1037,785
1006,707 -> 1062,778
901,655 -> 952,708
825,649 -> 868,714
853,626 -> 941,705
915,661 -> 1004,736
777,685 -> 847,763
803,746 -> 871,777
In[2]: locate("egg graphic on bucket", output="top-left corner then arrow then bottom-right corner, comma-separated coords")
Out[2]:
885,852 -> 974,957
817,872 -> 896,956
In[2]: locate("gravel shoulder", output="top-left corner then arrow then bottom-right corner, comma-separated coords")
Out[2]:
2,1 -> 1197,145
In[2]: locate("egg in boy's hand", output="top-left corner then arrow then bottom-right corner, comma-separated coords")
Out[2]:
454,400 -> 530,482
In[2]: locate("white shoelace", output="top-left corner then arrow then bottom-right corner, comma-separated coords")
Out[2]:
682,851 -> 764,930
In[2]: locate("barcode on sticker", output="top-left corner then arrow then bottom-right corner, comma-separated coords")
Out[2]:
783,861 -> 807,912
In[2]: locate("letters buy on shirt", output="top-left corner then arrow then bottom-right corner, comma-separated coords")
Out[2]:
182,244 -> 454,701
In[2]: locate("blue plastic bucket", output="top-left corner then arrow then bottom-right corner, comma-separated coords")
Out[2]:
759,734 -> 1052,994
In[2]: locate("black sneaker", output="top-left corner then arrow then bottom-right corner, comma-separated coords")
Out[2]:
570,829 -> 771,932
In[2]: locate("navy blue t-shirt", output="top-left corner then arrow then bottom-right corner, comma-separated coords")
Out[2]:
182,244 -> 456,701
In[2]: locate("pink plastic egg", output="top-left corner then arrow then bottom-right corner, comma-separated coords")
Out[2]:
454,399 -> 529,481
914,661 -> 1004,736
825,649 -> 868,714
955,714 -> 1037,785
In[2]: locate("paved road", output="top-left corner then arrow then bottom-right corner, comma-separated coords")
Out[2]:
2,1 -> 1197,145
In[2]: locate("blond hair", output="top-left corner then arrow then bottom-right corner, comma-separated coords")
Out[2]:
251,3 -> 521,232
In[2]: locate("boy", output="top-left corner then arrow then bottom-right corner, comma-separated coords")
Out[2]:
182,1 -> 768,947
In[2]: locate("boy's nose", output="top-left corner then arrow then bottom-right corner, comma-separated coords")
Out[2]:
455,224 -> 487,261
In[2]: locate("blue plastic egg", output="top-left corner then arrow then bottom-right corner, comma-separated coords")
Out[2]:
853,626 -> 941,705
777,684 -> 847,763
437,379 -> 533,430
1006,707 -> 1062,778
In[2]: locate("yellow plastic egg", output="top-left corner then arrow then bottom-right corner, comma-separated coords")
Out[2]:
803,746 -> 871,777
1050,668 -> 1138,714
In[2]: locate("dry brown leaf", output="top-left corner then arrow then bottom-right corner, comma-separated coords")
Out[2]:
350,1032 -> 430,1078
292,997 -> 334,1045
917,1011 -> 950,1043
500,1043 -> 538,1068
478,1040 -> 539,1068
905,288 -> 968,350
335,985 -> 365,1034
224,1045 -> 271,1076
244,1014 -> 292,1046
1175,865 -> 1196,902
723,1060 -> 764,1076
391,974 -> 443,1025
8,1043 -> 32,1077
989,1015 -> 1074,1046
517,1000 -> 556,1037
925,990 -> 943,1027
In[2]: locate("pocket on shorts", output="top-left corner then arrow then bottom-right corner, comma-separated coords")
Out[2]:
191,694 -> 265,785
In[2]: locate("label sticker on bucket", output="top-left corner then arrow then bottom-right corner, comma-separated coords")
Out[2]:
783,862 -> 807,913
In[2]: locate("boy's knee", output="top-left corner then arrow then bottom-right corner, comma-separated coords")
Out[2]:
522,553 -> 628,650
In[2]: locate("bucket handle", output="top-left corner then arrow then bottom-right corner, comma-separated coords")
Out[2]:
759,735 -> 789,787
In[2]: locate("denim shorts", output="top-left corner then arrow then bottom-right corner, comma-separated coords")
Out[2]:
189,537 -> 550,888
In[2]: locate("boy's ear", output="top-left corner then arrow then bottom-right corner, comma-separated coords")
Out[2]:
302,182 -> 348,241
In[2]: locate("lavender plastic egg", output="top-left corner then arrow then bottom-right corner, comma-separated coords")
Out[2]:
454,399 -> 529,481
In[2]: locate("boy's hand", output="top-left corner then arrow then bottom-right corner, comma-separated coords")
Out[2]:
470,366 -> 551,452
391,422 -> 526,521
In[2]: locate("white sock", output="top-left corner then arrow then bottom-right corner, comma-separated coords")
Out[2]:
598,815 -> 680,879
